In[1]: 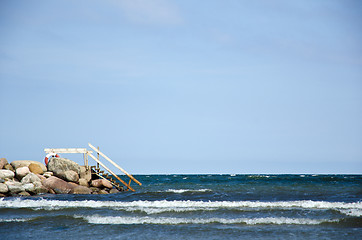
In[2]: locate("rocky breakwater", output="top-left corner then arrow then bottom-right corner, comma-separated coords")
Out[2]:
0,157 -> 122,197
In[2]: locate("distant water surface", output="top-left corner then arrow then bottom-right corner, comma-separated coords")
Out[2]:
0,174 -> 361,239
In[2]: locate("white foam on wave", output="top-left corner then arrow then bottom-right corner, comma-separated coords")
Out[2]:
76,215 -> 337,225
0,218 -> 33,223
1,198 -> 360,216
165,189 -> 212,194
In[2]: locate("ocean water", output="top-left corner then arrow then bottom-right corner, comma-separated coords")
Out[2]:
0,174 -> 361,239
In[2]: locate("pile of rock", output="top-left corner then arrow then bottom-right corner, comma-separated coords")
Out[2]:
0,157 -> 122,197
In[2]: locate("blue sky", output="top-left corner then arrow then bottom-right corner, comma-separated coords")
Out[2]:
1,0 -> 361,174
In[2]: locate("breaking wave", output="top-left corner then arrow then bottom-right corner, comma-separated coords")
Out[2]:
75,215 -> 338,225
1,198 -> 361,216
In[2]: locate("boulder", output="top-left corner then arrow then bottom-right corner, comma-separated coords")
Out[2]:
16,167 -> 30,180
58,170 -> 79,183
23,183 -> 35,192
91,179 -> 103,188
28,163 -> 44,174
98,189 -> 109,194
78,178 -> 89,187
47,158 -> 81,177
5,181 -> 25,193
0,158 -> 8,169
32,181 -> 49,194
90,179 -> 113,189
21,173 -> 41,184
4,164 -> 14,171
68,183 -> 92,194
18,191 -> 31,196
41,176 -> 73,194
101,179 -> 113,189
43,172 -> 53,178
0,183 -> 8,193
10,160 -> 47,172
80,166 -> 92,182
109,188 -> 119,194
0,169 -> 15,179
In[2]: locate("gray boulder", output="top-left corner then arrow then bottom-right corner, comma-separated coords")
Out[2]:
0,169 -> 15,179
23,183 -> 35,192
41,176 -> 73,194
47,158 -> 81,176
0,158 -> 8,169
32,181 -> 49,194
78,178 -> 89,187
10,160 -> 47,172
5,181 -> 25,193
58,170 -> 79,183
21,173 -> 41,184
0,183 -> 8,193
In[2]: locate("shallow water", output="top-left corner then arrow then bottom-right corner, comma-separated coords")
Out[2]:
0,174 -> 361,239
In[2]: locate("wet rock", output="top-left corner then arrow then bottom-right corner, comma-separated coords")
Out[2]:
0,183 -> 8,193
41,176 -> 73,194
16,167 -> 30,180
28,163 -> 43,175
18,191 -> 31,196
10,160 -> 47,172
0,158 -> 8,169
47,158 -> 81,176
0,169 -> 15,179
58,170 -> 79,183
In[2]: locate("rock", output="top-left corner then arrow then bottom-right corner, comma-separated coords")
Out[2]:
23,183 -> 35,192
80,166 -> 92,182
78,178 -> 89,187
69,184 -> 92,194
32,181 -> 49,194
91,179 -> 113,189
41,176 -> 73,194
101,179 -> 113,189
18,191 -> 31,196
36,174 -> 46,181
90,187 -> 100,192
0,183 -> 8,193
21,173 -> 41,184
58,170 -> 79,183
0,169 -> 15,179
0,158 -> 8,169
109,188 -> 119,194
16,167 -> 30,180
47,158 -> 81,177
0,193 -> 6,197
5,181 -> 25,193
91,179 -> 103,188
10,160 -> 47,172
43,172 -> 53,178
98,189 -> 109,194
4,164 -> 14,171
28,163 -> 43,174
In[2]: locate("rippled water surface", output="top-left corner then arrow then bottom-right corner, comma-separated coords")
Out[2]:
0,174 -> 361,239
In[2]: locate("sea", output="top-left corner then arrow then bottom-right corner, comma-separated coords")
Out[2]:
0,174 -> 361,239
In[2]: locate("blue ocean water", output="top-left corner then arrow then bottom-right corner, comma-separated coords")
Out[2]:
0,174 -> 361,239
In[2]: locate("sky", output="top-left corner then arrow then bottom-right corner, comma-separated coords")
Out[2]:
0,0 -> 361,174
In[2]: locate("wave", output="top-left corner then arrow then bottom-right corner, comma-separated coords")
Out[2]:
0,218 -> 33,223
75,215 -> 338,225
1,198 -> 361,216
165,189 -> 212,193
